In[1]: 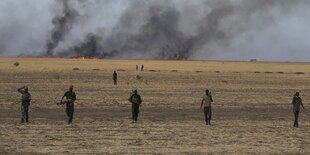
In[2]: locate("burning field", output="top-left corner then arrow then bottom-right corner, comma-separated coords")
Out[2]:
0,58 -> 310,154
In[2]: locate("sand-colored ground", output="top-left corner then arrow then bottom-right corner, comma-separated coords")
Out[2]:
0,58 -> 309,154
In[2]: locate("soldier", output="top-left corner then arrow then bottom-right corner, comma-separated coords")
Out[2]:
292,92 -> 305,128
200,89 -> 213,125
17,86 -> 31,123
141,64 -> 144,71
129,90 -> 142,123
59,85 -> 76,124
136,65 -> 138,71
113,71 -> 118,85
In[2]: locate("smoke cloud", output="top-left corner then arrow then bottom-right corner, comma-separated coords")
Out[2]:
46,0 -> 79,56
0,0 -> 310,61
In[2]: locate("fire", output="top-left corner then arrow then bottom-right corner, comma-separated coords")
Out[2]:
74,57 -> 100,60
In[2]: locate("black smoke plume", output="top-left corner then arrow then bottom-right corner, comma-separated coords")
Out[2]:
102,5 -> 193,59
71,33 -> 104,58
70,3 -> 230,59
46,0 -> 78,56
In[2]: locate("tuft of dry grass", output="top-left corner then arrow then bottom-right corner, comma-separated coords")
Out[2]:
222,80 -> 228,83
148,70 -> 160,72
13,62 -> 19,67
136,75 -> 143,81
52,74 -> 60,79
264,72 -> 273,74
295,72 -> 305,74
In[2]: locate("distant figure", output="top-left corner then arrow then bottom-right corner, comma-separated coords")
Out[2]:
17,86 -> 31,123
129,90 -> 142,123
59,85 -> 76,124
292,92 -> 305,128
141,64 -> 144,71
113,71 -> 118,85
200,89 -> 213,125
136,65 -> 138,71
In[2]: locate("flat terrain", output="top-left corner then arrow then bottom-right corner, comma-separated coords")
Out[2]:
0,58 -> 310,154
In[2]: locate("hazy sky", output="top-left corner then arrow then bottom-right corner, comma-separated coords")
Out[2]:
0,0 -> 310,61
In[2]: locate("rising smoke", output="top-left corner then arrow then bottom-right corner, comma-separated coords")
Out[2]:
0,0 -> 310,61
46,0 -> 79,56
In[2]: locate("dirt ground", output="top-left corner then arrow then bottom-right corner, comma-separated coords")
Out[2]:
0,58 -> 310,154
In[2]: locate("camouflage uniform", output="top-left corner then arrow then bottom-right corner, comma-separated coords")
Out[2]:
201,91 -> 213,125
18,86 -> 31,123
292,92 -> 304,128
113,71 -> 118,85
61,89 -> 76,124
129,90 -> 142,122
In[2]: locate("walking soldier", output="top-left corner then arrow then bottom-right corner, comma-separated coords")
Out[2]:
292,92 -> 305,128
200,89 -> 213,125
113,71 -> 118,85
129,90 -> 142,123
59,85 -> 76,124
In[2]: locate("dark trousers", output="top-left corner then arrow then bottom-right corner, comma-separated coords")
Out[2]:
113,79 -> 117,85
204,106 -> 212,125
66,102 -> 74,123
132,104 -> 140,121
21,104 -> 29,122
294,111 -> 299,127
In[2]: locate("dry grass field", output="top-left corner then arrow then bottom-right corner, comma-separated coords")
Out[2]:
0,58 -> 310,154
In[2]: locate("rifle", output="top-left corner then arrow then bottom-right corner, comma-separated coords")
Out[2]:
57,99 -> 73,106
